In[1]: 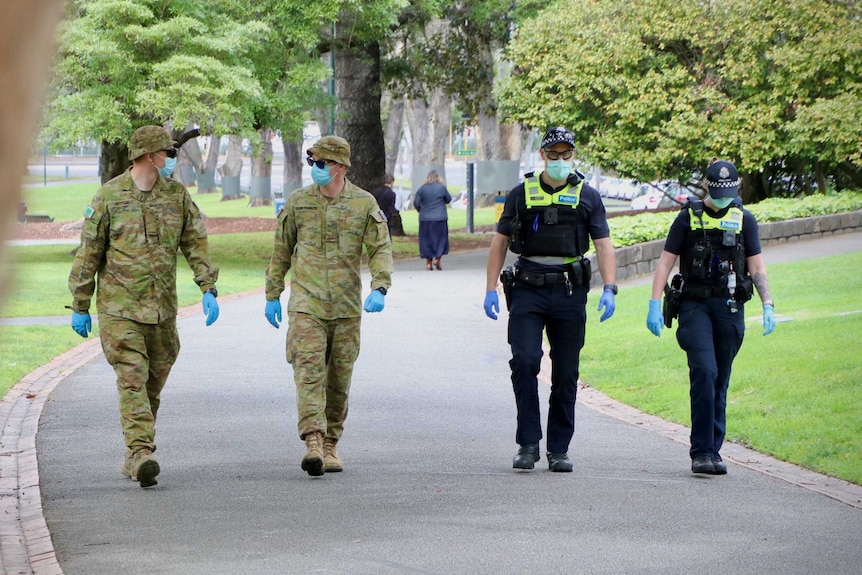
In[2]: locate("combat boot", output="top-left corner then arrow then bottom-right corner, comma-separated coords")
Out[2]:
323,438 -> 343,473
122,448 -> 134,478
131,447 -> 160,488
301,432 -> 324,477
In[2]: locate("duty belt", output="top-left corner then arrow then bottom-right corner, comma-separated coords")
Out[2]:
515,269 -> 570,286
513,259 -> 591,295
682,283 -> 727,298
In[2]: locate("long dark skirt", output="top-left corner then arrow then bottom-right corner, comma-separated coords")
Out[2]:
418,220 -> 450,259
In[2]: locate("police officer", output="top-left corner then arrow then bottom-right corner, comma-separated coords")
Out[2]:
264,136 -> 393,477
68,125 -> 220,488
483,127 -> 618,472
646,160 -> 776,475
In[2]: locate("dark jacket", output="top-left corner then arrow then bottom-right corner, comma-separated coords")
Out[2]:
414,183 -> 451,222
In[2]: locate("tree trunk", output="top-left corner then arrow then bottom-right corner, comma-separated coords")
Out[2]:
248,128 -> 273,207
382,92 -> 404,176
282,140 -> 303,197
740,171 -> 764,204
814,160 -> 827,194
218,135 -> 243,200
198,133 -> 220,194
334,18 -> 385,192
172,123 -> 200,187
100,139 -> 130,183
838,161 -> 862,189
406,88 -> 451,186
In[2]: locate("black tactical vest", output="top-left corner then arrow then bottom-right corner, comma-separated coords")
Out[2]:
509,174 -> 589,260
679,200 -> 747,295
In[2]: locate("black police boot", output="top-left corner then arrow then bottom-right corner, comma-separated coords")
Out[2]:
547,452 -> 573,473
513,444 -> 540,469
710,458 -> 728,475
691,456 -> 715,474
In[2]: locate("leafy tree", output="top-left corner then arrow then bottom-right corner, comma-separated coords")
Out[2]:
325,1 -> 408,192
383,1 -> 543,180
498,0 -> 862,200
45,0 -> 267,183
228,0 -> 337,203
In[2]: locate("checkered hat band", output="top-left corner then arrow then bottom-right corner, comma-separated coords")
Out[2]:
707,179 -> 740,188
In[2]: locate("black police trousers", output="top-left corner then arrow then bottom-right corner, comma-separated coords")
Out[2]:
507,278 -> 587,454
675,296 -> 745,460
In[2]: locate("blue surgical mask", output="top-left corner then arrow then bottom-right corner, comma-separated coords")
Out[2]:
311,163 -> 333,186
545,160 -> 572,181
710,196 -> 733,209
158,157 -> 177,178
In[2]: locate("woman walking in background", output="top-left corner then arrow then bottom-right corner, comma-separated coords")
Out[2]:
414,170 -> 452,270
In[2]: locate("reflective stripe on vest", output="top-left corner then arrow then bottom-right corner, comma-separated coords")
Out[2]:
524,174 -> 583,209
689,206 -> 744,232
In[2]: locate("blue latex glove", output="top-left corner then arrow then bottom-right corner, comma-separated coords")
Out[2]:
484,290 -> 499,320
71,311 -> 91,338
762,304 -> 775,336
598,289 -> 616,322
363,290 -> 385,313
202,292 -> 219,326
265,299 -> 282,328
647,299 -> 663,337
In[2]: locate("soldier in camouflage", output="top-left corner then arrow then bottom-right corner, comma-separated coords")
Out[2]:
264,135 -> 393,477
68,125 -> 220,488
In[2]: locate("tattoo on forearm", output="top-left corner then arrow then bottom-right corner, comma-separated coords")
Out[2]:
753,271 -> 771,303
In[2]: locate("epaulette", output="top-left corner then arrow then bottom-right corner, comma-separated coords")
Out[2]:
524,171 -> 535,179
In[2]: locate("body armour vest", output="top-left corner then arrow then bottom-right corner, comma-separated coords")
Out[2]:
509,174 -> 588,259
678,200 -> 747,293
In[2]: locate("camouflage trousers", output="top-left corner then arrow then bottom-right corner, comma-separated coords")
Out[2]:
286,312 -> 360,441
99,314 -> 180,453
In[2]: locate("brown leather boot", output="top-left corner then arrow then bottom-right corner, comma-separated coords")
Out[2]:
301,432 -> 324,476
131,447 -> 160,487
323,438 -> 343,473
122,448 -> 134,478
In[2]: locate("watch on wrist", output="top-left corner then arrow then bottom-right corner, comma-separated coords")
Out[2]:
375,287 -> 388,296
603,284 -> 618,295
205,287 -> 218,297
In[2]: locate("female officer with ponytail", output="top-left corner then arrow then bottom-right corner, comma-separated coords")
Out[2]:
646,160 -> 776,475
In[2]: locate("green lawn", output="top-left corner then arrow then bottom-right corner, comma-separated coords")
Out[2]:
20,181 -> 501,229
580,252 -> 862,484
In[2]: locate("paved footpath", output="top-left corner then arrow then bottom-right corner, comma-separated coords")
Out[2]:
3,233 -> 861,575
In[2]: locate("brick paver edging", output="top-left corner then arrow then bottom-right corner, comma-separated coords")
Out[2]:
0,337 -> 101,575
538,352 -> 862,510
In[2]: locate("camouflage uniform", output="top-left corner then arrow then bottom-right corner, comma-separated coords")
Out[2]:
68,126 -> 218,457
265,175 -> 392,442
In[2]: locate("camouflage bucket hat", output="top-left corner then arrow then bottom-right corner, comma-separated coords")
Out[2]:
307,136 -> 351,167
129,125 -> 175,160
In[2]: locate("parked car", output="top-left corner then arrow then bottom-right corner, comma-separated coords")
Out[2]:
630,183 -> 690,210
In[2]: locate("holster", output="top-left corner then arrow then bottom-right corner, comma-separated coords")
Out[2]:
735,276 -> 754,303
566,258 -> 592,292
500,266 -> 515,310
663,274 -> 684,328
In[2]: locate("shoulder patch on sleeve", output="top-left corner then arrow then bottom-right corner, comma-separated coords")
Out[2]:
378,209 -> 388,222
83,205 -> 95,219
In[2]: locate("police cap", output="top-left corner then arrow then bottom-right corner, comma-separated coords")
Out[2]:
307,135 -> 351,167
129,126 -> 176,161
705,160 -> 740,198
540,127 -> 575,149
